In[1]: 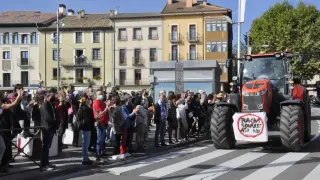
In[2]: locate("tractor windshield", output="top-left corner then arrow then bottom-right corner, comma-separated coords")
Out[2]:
242,56 -> 285,90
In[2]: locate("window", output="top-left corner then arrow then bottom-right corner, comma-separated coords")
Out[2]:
12,32 -> 18,44
189,45 -> 196,60
171,25 -> 178,41
134,49 -> 141,63
93,31 -> 100,43
150,48 -> 157,61
3,73 -> 11,87
118,28 -> 127,40
2,32 -> 9,44
20,51 -> 28,65
21,71 -> 29,87
21,34 -> 28,44
2,51 -> 10,59
135,69 -> 141,85
206,21 -> 227,32
30,32 -> 37,44
171,45 -> 178,61
189,25 -> 196,41
92,48 -> 101,60
52,68 -> 61,78
52,32 -> 61,44
93,68 -> 101,77
206,42 -> 228,52
133,28 -> 142,40
149,27 -> 158,40
75,50 -> 84,65
120,70 -> 126,85
53,49 -> 61,60
75,32 -> 83,43
119,49 -> 126,65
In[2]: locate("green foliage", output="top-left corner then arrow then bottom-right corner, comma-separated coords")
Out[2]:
249,1 -> 320,79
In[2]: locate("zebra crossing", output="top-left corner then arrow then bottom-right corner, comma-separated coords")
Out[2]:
103,143 -> 320,180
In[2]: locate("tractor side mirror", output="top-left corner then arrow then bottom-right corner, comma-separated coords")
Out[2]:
226,59 -> 231,68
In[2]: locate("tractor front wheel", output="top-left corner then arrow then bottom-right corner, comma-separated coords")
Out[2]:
210,106 -> 236,149
280,105 -> 305,152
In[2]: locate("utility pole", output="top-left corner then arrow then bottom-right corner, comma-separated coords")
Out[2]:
56,8 -> 60,92
237,0 -> 242,76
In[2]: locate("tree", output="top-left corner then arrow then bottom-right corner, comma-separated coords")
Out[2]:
232,41 -> 247,58
249,1 -> 320,79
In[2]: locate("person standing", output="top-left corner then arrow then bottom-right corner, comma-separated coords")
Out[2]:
92,90 -> 109,162
40,92 -> 57,171
167,91 -> 178,144
154,94 -> 167,147
76,95 -> 95,165
56,91 -> 69,153
111,96 -> 124,155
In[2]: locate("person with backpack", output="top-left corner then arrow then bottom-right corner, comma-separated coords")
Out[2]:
76,94 -> 95,165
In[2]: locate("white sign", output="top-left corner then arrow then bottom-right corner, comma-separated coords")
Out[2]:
232,112 -> 268,142
240,0 -> 246,23
175,62 -> 184,93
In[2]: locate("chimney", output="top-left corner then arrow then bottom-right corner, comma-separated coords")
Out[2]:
186,0 -> 193,8
109,10 -> 115,16
203,0 -> 207,5
67,9 -> 74,16
168,0 -> 172,4
77,9 -> 85,18
58,4 -> 66,15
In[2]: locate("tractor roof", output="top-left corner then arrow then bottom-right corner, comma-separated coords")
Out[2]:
245,52 -> 282,58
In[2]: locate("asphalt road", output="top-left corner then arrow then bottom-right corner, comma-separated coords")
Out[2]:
49,108 -> 320,180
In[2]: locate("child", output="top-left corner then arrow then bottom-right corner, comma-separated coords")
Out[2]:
135,105 -> 148,151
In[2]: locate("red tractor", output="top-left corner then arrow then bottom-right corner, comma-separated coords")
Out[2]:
210,52 -> 311,152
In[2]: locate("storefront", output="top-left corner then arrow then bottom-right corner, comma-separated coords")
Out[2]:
150,60 -> 220,102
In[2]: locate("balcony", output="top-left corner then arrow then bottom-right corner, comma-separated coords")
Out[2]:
17,58 -> 32,67
0,80 -> 40,88
118,36 -> 127,41
169,33 -> 180,43
132,57 -> 144,66
187,53 -> 203,60
148,34 -> 158,40
61,56 -> 92,67
169,53 -> 180,61
119,57 -> 127,66
187,32 -> 199,43
133,35 -> 143,40
115,78 -> 150,86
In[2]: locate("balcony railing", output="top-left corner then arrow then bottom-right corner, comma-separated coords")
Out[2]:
150,57 -> 157,62
169,53 -> 180,61
187,32 -> 199,43
187,53 -> 203,60
133,35 -> 143,40
148,34 -> 158,40
61,56 -> 92,67
169,33 -> 180,43
0,80 -> 40,87
118,36 -> 128,41
115,78 -> 150,86
132,57 -> 144,66
17,58 -> 32,67
119,57 -> 127,66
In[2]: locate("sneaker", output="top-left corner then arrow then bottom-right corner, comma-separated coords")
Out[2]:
47,164 -> 56,169
40,166 -> 48,172
161,143 -> 168,146
82,160 -> 94,165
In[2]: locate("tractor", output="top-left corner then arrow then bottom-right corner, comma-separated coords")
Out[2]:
210,52 -> 311,152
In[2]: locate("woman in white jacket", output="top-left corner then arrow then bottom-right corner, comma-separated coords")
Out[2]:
176,94 -> 188,141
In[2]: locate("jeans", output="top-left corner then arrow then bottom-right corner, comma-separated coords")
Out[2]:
96,126 -> 106,157
81,131 -> 91,162
154,120 -> 166,144
0,136 -> 5,162
41,131 -> 54,167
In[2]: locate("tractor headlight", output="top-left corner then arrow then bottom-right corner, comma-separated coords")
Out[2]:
232,76 -> 238,81
242,89 -> 266,96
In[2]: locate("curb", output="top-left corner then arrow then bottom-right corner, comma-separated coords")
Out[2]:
2,135 -> 210,180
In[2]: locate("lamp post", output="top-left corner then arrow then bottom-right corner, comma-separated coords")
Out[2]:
56,8 -> 60,92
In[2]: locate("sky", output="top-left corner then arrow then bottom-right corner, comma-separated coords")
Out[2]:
1,0 -> 320,43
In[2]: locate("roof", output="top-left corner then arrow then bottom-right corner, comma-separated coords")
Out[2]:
110,12 -> 161,19
39,14 -> 112,31
162,0 -> 230,15
0,11 -> 56,25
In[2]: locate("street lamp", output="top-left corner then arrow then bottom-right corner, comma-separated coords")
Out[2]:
55,8 -> 64,92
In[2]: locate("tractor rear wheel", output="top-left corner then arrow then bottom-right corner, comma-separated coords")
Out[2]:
210,106 -> 236,149
280,105 -> 305,152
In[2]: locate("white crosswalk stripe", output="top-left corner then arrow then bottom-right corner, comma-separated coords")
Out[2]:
140,149 -> 235,178
103,146 -> 320,180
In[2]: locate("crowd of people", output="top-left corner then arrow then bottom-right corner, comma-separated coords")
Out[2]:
0,84 -> 228,173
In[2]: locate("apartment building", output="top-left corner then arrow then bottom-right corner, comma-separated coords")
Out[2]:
110,12 -> 162,92
0,11 -> 56,90
38,5 -> 113,89
162,0 -> 232,91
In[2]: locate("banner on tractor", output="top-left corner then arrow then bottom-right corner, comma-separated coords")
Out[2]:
232,112 -> 268,142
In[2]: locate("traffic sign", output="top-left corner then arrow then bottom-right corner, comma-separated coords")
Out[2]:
175,62 -> 184,93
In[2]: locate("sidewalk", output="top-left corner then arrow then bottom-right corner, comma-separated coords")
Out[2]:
0,124 -> 208,180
